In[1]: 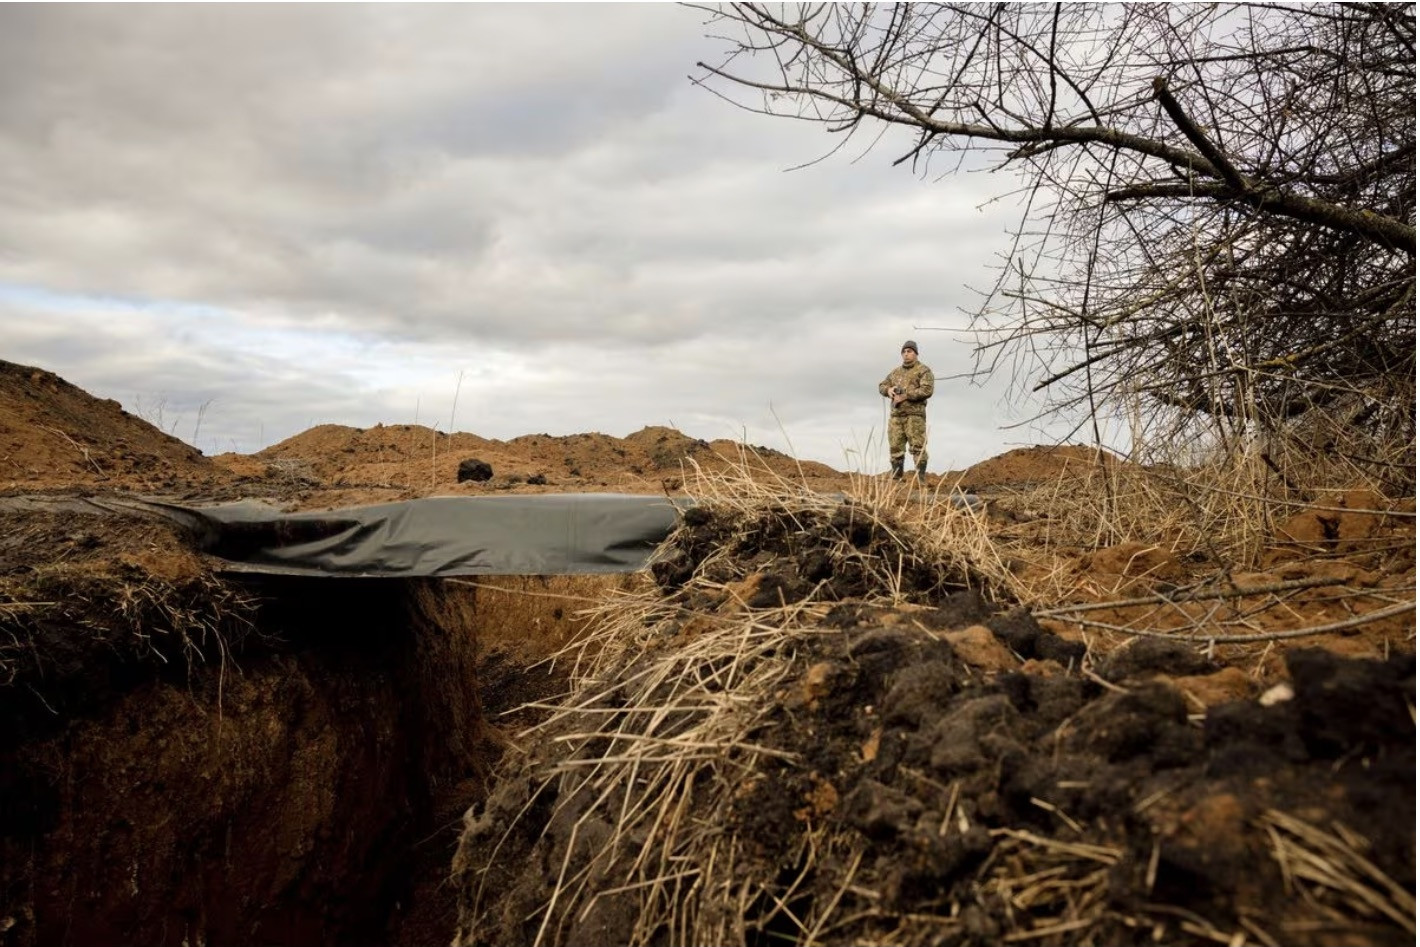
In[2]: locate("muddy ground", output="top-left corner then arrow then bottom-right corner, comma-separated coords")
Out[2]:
0,357 -> 1414,946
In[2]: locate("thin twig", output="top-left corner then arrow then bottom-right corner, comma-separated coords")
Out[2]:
1061,600 -> 1414,644
1035,575 -> 1345,618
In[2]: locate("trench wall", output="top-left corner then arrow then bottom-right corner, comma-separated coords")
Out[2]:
0,574 -> 630,947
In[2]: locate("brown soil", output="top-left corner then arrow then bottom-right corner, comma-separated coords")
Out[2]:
0,358 -> 1414,947
0,361 -> 227,493
0,501 -> 627,947
208,422 -> 847,510
950,444 -> 1121,491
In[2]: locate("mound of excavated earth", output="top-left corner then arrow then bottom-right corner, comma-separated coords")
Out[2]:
212,423 -> 848,508
951,444 -> 1121,490
0,360 -> 225,492
456,615 -> 1414,946
450,493 -> 1416,947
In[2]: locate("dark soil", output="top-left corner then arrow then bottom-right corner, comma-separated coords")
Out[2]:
457,616 -> 1414,947
651,499 -> 1003,605
454,496 -> 1416,947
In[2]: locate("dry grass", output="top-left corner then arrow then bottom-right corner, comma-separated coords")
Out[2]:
996,450 -> 1273,569
0,554 -> 257,691
982,830 -> 1121,946
462,596 -> 835,945
1261,809 -> 1416,938
985,435 -> 1414,605
679,447 -> 1020,604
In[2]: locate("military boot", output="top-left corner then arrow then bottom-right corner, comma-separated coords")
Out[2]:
915,457 -> 929,483
890,457 -> 904,480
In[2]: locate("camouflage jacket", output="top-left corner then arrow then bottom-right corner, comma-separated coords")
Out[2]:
879,361 -> 934,417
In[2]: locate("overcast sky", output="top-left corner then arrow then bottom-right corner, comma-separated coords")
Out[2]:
0,4 -> 1081,472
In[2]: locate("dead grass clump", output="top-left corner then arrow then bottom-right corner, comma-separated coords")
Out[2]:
452,594 -> 832,945
0,512 -> 257,732
1,566 -> 255,675
990,438 -> 1415,602
1261,809 -> 1416,939
647,450 -> 1018,609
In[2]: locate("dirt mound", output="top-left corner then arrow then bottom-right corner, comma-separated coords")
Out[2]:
447,475 -> 1415,947
456,623 -> 1413,947
450,487 -> 1415,947
956,444 -> 1119,490
207,421 -> 847,509
650,496 -> 1012,608
621,424 -> 713,468
0,360 -> 225,492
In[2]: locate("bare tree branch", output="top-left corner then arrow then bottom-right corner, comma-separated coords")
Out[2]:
693,2 -> 1416,461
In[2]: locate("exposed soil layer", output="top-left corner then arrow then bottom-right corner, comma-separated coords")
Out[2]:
0,567 -> 488,947
0,480 -> 633,947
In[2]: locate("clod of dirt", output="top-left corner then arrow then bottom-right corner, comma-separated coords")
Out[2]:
942,625 -> 1019,672
1172,666 -> 1254,709
457,458 -> 494,482
1287,647 -> 1417,756
1087,540 -> 1183,584
1064,680 -> 1198,765
1101,636 -> 1215,681
912,589 -> 992,629
986,608 -> 1086,666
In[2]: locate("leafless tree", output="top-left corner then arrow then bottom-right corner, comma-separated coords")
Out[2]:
693,3 -> 1415,468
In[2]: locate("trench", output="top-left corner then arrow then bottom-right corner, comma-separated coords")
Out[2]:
0,571 -> 628,947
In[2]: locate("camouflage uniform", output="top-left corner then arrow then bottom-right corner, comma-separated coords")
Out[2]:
879,359 -> 934,477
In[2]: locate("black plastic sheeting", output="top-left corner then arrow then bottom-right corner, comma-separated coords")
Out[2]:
7,489 -> 981,578
3,494 -> 685,578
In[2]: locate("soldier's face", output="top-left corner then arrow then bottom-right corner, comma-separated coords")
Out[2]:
902,348 -> 917,364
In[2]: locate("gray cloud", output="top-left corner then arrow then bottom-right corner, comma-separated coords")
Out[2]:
0,4 -> 1073,470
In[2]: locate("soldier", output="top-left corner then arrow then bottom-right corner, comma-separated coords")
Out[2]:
878,340 -> 934,481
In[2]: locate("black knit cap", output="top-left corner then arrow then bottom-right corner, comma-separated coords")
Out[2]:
901,340 -> 918,353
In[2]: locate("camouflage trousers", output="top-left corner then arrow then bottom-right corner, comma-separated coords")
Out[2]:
888,414 -> 928,465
